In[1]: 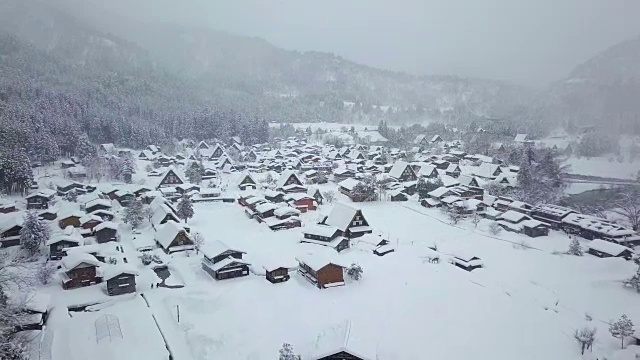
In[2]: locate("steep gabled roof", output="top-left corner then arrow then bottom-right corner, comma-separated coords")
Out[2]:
324,202 -> 362,232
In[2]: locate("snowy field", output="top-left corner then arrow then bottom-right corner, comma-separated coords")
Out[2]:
565,157 -> 640,180
12,155 -> 640,360
141,195 -> 638,360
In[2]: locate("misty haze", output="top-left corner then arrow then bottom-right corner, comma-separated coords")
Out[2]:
0,0 -> 639,359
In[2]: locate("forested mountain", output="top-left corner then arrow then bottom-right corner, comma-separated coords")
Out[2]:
547,35 -> 640,134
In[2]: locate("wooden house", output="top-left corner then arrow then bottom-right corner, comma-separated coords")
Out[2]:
58,212 -> 84,229
333,168 -> 356,182
301,225 -> 350,252
445,163 -> 462,177
417,164 -> 438,178
308,187 -> 324,205
286,193 -> 317,212
155,221 -> 194,253
297,254 -> 345,289
155,167 -> 185,189
238,173 -> 258,191
587,239 -> 634,260
320,202 -> 373,239
26,192 -> 54,210
80,214 -> 103,232
451,252 -> 484,272
201,241 -> 250,280
274,207 -> 301,220
84,199 -> 112,214
310,321 -> 376,360
47,229 -> 83,260
103,265 -> 138,296
338,178 -> 371,202
38,209 -> 58,221
90,209 -> 115,222
530,204 -> 575,230
276,170 -> 307,193
388,160 -> 417,182
389,189 -> 409,202
60,253 -> 102,290
0,202 -> 17,214
263,262 -> 294,283
0,213 -> 24,248
94,222 -> 118,243
264,189 -> 285,203
255,202 -> 280,219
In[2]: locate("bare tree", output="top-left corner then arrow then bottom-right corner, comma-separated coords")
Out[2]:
322,190 -> 336,204
574,327 -> 597,355
488,222 -> 502,236
471,211 -> 481,227
192,232 -> 205,254
36,261 -> 57,285
612,186 -> 640,231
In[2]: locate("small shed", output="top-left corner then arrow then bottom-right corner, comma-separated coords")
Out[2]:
103,265 -> 139,296
94,222 -> 119,243
451,251 -> 484,272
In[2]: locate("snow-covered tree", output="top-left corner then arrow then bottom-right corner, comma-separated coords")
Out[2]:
612,186 -> 640,231
609,314 -> 635,349
176,195 -> 194,223
185,162 -> 203,184
488,222 -> 502,236
623,265 -> 640,293
322,190 -> 336,204
447,205 -> 465,225
124,199 -> 145,228
19,211 -> 49,256
574,327 -> 596,355
567,238 -> 583,256
36,261 -> 58,285
347,263 -> 363,280
121,157 -> 136,183
65,189 -> 78,203
192,232 -> 205,254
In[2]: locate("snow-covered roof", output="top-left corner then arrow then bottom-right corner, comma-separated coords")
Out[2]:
154,221 -> 189,249
0,212 -> 24,231
80,214 -> 103,225
324,202 -> 361,232
94,221 -> 118,232
499,210 -> 529,223
102,264 -> 140,281
255,202 -> 280,214
84,198 -> 112,209
309,321 -> 377,360
276,170 -> 304,188
388,160 -> 412,179
428,187 -> 451,199
46,234 -> 84,246
274,207 -> 301,217
296,253 -> 343,272
200,240 -> 244,260
286,193 -> 314,201
338,178 -> 362,191
61,252 -> 101,270
440,175 -> 460,187
587,239 -> 632,256
514,133 -> 529,142
302,225 -> 341,238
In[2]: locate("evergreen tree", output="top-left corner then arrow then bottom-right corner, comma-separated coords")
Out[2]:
623,265 -> 640,293
176,195 -> 195,223
120,157 -> 136,183
124,199 -> 145,228
347,263 -> 364,280
20,211 -> 49,256
609,314 -> 634,349
567,238 -> 583,256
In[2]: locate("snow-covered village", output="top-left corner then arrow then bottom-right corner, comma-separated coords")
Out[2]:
2,1 -> 640,360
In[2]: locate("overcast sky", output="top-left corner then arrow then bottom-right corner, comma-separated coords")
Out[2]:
78,0 -> 640,86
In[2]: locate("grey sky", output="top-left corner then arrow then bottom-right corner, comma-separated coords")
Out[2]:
77,0 -> 640,85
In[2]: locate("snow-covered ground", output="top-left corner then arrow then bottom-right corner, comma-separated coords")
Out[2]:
565,157 -> 640,180
138,195 -> 638,360
9,155 -> 640,360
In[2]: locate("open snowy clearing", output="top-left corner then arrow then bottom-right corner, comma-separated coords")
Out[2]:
145,199 -> 639,360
